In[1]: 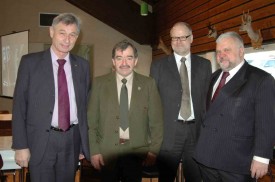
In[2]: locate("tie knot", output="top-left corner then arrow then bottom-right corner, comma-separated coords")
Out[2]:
57,59 -> 66,66
180,57 -> 186,63
222,72 -> 230,79
121,78 -> 127,85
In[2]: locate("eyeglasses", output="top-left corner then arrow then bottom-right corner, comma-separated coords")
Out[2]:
171,35 -> 191,41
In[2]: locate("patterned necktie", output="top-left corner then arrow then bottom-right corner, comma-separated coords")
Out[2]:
57,59 -> 70,131
179,57 -> 191,120
120,78 -> 128,131
211,72 -> 230,102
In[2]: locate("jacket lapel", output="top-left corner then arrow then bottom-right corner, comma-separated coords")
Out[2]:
41,49 -> 55,100
108,73 -> 119,109
190,55 -> 201,104
208,62 -> 248,112
167,55 -> 182,87
70,54 -> 82,111
206,70 -> 221,110
129,72 -> 141,115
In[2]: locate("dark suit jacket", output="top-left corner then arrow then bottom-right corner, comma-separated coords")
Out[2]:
88,72 -> 163,162
150,54 -> 212,151
194,62 -> 275,174
12,49 -> 91,164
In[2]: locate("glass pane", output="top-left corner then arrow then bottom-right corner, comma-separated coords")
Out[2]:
244,51 -> 275,78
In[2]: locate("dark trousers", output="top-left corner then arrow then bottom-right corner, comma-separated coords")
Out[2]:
101,142 -> 143,182
29,125 -> 80,182
198,162 -> 256,182
157,122 -> 201,182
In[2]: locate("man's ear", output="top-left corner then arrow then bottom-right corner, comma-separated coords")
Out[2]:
49,26 -> 54,38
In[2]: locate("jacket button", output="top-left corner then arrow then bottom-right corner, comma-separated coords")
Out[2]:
46,129 -> 50,132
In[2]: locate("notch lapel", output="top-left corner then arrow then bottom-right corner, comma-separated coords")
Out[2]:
70,55 -> 81,109
167,55 -> 182,87
41,50 -> 55,101
208,63 -> 248,112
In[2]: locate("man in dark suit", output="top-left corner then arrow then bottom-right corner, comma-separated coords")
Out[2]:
88,40 -> 163,182
150,22 -> 212,182
194,31 -> 275,181
12,13 -> 91,182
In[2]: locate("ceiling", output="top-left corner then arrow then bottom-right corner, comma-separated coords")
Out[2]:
66,0 -> 157,45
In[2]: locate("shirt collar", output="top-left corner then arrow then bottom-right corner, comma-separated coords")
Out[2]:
116,72 -> 134,84
50,47 -> 70,65
174,52 -> 191,69
228,60 -> 245,77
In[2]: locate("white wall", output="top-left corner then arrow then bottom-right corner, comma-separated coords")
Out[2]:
0,0 -> 152,111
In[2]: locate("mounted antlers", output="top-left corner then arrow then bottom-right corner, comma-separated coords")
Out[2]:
207,23 -> 218,39
157,36 -> 172,55
239,10 -> 263,49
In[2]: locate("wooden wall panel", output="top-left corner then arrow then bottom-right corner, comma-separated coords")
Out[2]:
153,0 -> 275,59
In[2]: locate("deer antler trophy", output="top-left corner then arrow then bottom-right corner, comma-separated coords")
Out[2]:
157,36 -> 172,55
239,10 -> 263,49
207,23 -> 218,39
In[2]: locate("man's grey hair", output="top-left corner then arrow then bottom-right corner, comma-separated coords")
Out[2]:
216,31 -> 244,48
52,13 -> 81,34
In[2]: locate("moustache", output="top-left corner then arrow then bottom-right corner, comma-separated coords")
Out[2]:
119,65 -> 130,69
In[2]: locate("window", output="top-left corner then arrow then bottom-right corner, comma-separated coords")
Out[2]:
244,50 -> 275,78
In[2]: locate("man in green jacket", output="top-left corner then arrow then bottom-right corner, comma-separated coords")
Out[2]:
88,40 -> 163,182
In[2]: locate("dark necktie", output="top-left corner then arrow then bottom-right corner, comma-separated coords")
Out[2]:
57,59 -> 70,131
211,71 -> 230,102
120,78 -> 128,131
179,57 -> 191,120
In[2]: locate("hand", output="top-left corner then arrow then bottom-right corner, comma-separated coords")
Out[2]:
79,154 -> 85,160
91,154 -> 104,170
250,159 -> 268,179
142,152 -> 156,166
15,148 -> 30,167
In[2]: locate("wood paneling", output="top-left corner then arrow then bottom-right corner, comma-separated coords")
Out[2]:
153,0 -> 275,58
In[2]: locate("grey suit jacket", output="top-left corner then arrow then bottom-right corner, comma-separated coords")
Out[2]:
150,54 -> 212,151
88,72 -> 163,162
12,49 -> 91,164
194,62 -> 275,174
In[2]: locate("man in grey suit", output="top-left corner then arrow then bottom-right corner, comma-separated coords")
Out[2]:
150,22 -> 212,182
12,13 -> 91,182
88,40 -> 163,182
194,31 -> 275,181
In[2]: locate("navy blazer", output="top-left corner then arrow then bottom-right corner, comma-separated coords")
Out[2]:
12,49 -> 91,164
194,62 -> 275,174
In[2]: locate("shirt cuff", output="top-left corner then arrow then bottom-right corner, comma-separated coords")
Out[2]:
253,156 -> 270,164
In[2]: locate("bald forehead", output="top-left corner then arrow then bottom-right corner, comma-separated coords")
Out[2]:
170,23 -> 191,35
